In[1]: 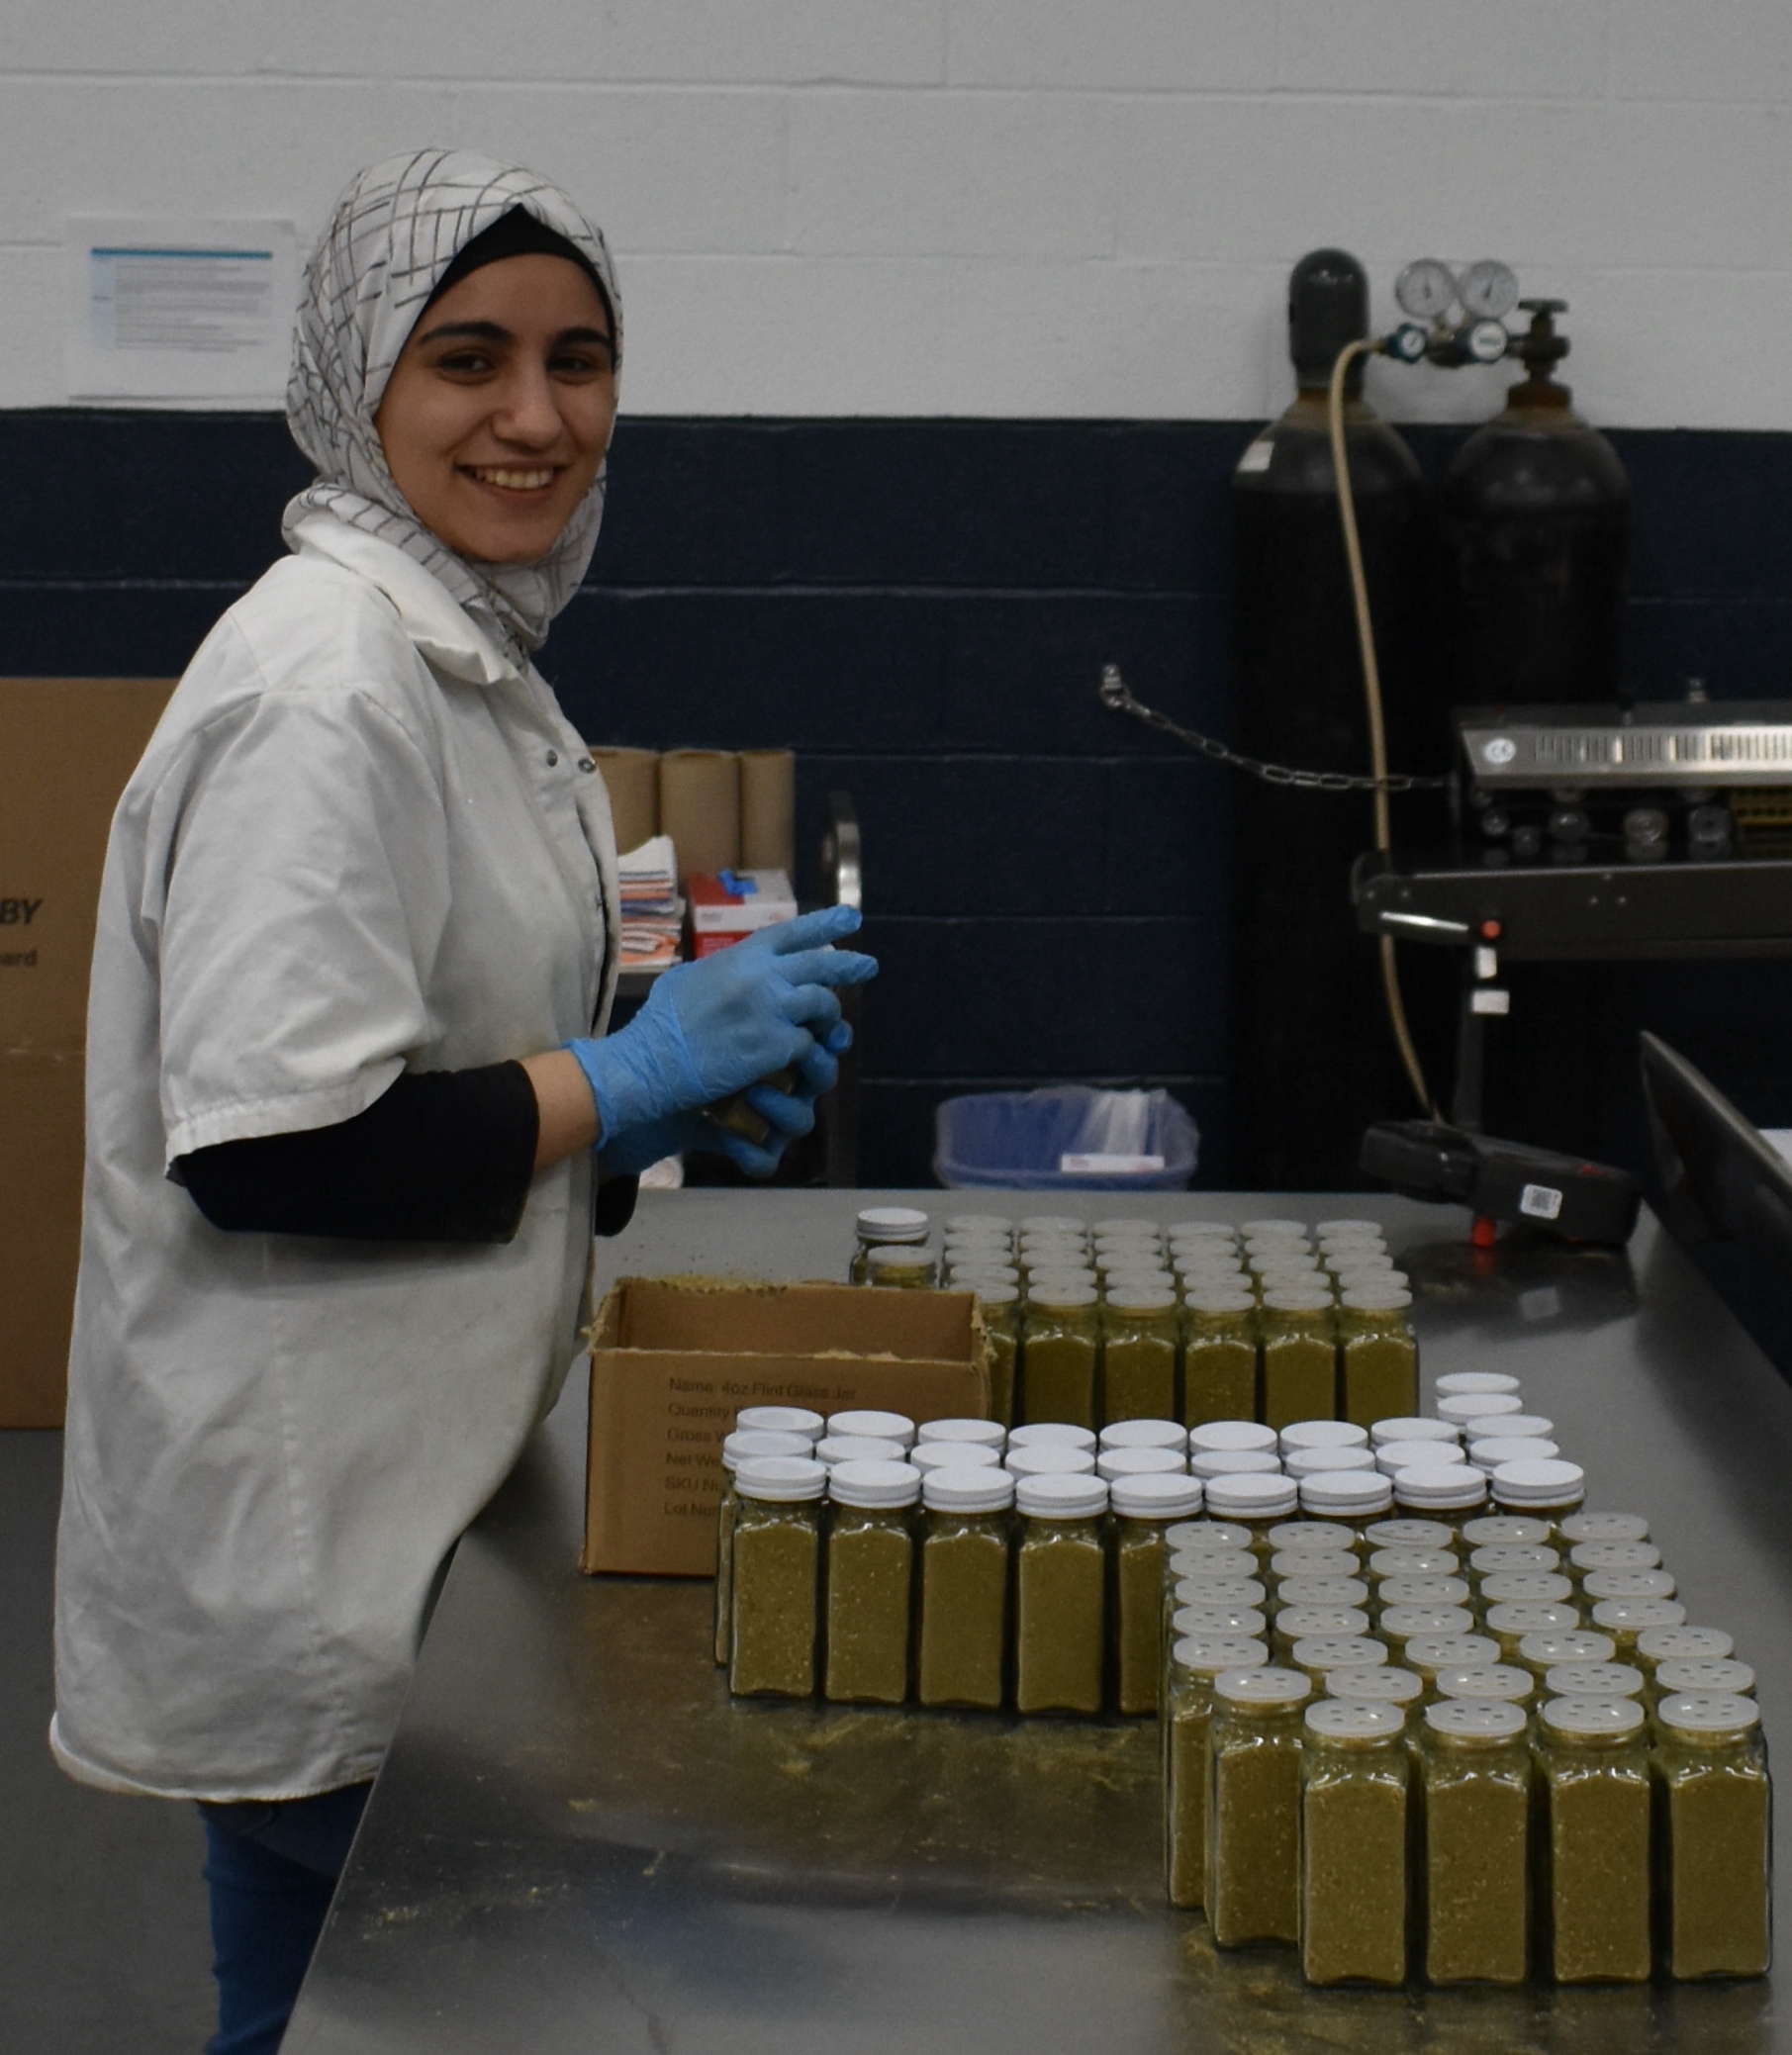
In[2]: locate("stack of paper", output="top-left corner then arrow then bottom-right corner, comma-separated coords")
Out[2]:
615,835 -> 683,972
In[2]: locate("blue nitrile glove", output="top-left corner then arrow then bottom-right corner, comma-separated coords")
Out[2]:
597,1029 -> 850,1178
570,905 -> 875,1153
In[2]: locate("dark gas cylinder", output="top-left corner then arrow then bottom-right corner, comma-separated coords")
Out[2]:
1228,249 -> 1445,1190
1443,300 -> 1630,705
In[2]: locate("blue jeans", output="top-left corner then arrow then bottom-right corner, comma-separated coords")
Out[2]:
198,1781 -> 372,2055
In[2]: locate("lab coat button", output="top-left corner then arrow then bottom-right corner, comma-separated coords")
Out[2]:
545,749 -> 559,768
578,756 -> 596,773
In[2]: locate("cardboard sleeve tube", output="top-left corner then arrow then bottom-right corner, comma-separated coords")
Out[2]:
591,748 -> 659,856
738,749 -> 796,879
658,749 -> 740,882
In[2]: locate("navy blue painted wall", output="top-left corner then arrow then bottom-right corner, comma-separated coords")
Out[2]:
5,408 -> 1792,1188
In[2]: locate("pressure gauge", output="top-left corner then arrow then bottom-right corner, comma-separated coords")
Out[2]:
1459,260 -> 1520,321
1463,318 -> 1509,364
1395,259 -> 1458,322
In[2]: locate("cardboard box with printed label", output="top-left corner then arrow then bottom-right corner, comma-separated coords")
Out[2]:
583,1277 -> 990,1577
0,678 -> 174,1424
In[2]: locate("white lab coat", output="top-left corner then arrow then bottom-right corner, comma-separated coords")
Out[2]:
52,513 -> 619,1801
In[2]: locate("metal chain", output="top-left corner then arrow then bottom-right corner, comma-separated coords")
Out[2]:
1097,664 -> 1452,794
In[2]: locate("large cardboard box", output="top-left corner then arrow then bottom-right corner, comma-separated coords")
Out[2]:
583,1277 -> 990,1577
1,678 -> 175,1426
0,1048 -> 88,1426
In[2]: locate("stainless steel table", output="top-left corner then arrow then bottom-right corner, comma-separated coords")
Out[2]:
287,1191 -> 1790,2054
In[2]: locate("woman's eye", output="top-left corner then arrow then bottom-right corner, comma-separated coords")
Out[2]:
551,350 -> 613,378
435,350 -> 494,375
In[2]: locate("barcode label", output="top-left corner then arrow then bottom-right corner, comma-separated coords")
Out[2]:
1520,1183 -> 1563,1221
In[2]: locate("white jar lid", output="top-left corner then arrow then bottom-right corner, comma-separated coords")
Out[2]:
828,1457 -> 922,1509
944,1212 -> 1012,1236
1326,1245 -> 1393,1266
1190,1448 -> 1282,1479
1274,1574 -> 1370,1608
1339,1286 -> 1413,1311
1104,1286 -> 1178,1310
1461,1515 -> 1554,1546
1480,1572 -> 1576,1606
1267,1518 -> 1360,1552
1315,1218 -> 1383,1238
722,1429 -> 814,1470
1008,1422 -> 1096,1450
1657,1691 -> 1761,1734
1183,1289 -> 1257,1314
1434,1370 -> 1522,1399
1517,1630 -> 1615,1668
922,1464 -> 1015,1514
1328,1666 -> 1424,1705
735,1406 -> 825,1439
1558,1511 -> 1650,1544
1171,1635 -> 1269,1674
1434,1663 -> 1535,1702
814,1435 -> 907,1466
1335,1268 -> 1410,1293
1381,1604 -> 1476,1639
1491,1457 -> 1585,1509
1260,1289 -> 1335,1312
1005,1445 -> 1097,1477
1653,1659 -> 1754,1697
1099,1418 -> 1186,1452
1172,1604 -> 1268,1639
1368,1545 -> 1459,1576
1425,1699 -> 1528,1740
1016,1471 -> 1107,1519
1370,1416 -> 1459,1446
1214,1665 -> 1311,1706
1285,1446 -> 1376,1478
1583,1567 -> 1676,1602
1278,1419 -> 1370,1453
1437,1391 -> 1523,1423
1187,1419 -> 1277,1453
1305,1699 -> 1404,1738
916,1417 -> 1007,1448
1275,1605 -> 1369,1638
1298,1469 -> 1393,1516
956,1271 -> 1022,1295
734,1455 -> 828,1504
1096,1447 -> 1185,1481
1636,1626 -> 1733,1664
1173,1573 -> 1268,1608
1392,1466 -> 1488,1510
1465,1413 -> 1554,1444
1166,1519 -> 1249,1550
1110,1471 -> 1204,1519
1591,1597 -> 1685,1633
1027,1282 -> 1099,1309
856,1205 -> 930,1240
826,1409 -> 916,1447
1485,1602 -> 1581,1635
1378,1574 -> 1470,1609
1569,1541 -> 1660,1573
1240,1218 -> 1308,1237
1542,1695 -> 1646,1737
1545,1661 -> 1644,1700
1293,1635 -> 1387,1674
1019,1214 -> 1086,1235
1405,1633 -> 1499,1670
911,1443 -> 1002,1473
1205,1472 -> 1299,1518
1470,1542 -> 1559,1574
1374,1439 -> 1467,1475
1468,1437 -> 1559,1472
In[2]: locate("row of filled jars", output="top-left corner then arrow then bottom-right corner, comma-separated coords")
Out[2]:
715,1401 -> 1603,1718
848,1209 -> 1419,1432
1158,1508 -> 1764,1984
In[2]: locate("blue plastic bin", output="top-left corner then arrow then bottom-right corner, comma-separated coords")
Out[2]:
933,1086 -> 1199,1192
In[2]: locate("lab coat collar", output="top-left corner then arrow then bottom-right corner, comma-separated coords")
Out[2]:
289,512 -> 519,687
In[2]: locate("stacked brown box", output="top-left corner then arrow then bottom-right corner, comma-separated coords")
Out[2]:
0,679 -> 174,1425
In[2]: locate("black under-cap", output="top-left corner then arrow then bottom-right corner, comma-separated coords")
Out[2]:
424,205 -> 615,347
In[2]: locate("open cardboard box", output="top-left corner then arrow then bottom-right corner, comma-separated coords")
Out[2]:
583,1276 -> 990,1576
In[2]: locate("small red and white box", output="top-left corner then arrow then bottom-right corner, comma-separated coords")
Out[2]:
687,869 -> 799,957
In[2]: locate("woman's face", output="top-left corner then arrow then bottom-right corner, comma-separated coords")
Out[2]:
375,252 -> 616,564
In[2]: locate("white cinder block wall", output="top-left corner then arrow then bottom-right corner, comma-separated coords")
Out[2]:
2,0 -> 1789,425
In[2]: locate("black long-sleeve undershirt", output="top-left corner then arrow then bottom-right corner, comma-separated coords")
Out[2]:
175,1063 -> 636,1243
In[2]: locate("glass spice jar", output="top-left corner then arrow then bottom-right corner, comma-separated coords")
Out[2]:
1336,1286 -> 1418,1428
1013,1472 -> 1109,1715
863,1243 -> 939,1290
1110,1470 -> 1205,1717
1206,1666 -> 1313,1946
848,1205 -> 930,1282
822,1459 -> 922,1705
1181,1291 -> 1260,1425
1537,1696 -> 1653,1984
1419,1698 -> 1532,1985
713,1429 -> 814,1666
1300,1700 -> 1410,1986
915,1463 -> 1014,1712
1651,1692 -> 1772,1979
1258,1289 -> 1338,1430
1019,1284 -> 1101,1430
971,1283 -> 1022,1429
1163,1634 -> 1269,1911
1100,1288 -> 1180,1424
727,1456 -> 828,1699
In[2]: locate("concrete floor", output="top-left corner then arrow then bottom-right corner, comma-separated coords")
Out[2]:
2,1431 -> 214,2052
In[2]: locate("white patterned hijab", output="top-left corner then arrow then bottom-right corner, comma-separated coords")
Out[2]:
284,148 -> 622,665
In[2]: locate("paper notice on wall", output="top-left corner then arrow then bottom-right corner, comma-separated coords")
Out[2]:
65,218 -> 296,402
